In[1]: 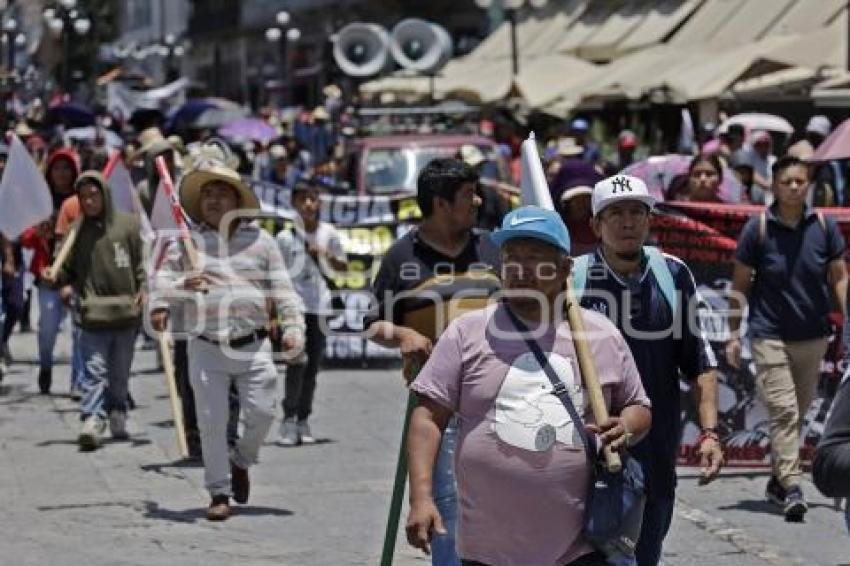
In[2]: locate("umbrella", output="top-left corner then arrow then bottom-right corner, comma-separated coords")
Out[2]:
65,126 -> 124,149
719,113 -> 794,135
165,99 -> 217,131
810,118 -> 850,162
218,117 -> 277,143
193,107 -> 249,129
622,154 -> 743,203
46,102 -> 95,128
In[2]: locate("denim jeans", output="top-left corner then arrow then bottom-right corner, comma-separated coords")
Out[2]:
37,286 -> 66,370
79,326 -> 138,420
431,419 -> 459,566
609,495 -> 675,566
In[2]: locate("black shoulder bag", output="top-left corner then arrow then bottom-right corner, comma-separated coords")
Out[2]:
502,301 -> 647,560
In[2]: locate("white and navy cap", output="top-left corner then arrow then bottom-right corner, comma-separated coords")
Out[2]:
591,174 -> 656,217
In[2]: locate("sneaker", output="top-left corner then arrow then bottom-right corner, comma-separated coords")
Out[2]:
109,411 -> 129,440
784,486 -> 808,522
765,476 -> 787,506
38,368 -> 52,395
297,419 -> 316,445
78,416 -> 106,450
277,418 -> 299,446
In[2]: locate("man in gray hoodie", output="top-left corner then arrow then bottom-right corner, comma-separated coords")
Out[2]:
44,171 -> 146,449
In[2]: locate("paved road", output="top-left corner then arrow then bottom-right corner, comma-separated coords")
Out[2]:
0,325 -> 847,565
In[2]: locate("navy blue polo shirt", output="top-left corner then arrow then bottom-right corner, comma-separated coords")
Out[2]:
736,205 -> 845,341
578,248 -> 717,498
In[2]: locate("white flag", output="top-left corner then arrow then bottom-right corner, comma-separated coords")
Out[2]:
0,135 -> 54,238
149,181 -> 180,233
520,132 -> 554,210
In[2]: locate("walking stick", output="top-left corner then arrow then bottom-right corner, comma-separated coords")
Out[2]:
566,276 -> 622,473
158,330 -> 189,459
380,390 -> 417,566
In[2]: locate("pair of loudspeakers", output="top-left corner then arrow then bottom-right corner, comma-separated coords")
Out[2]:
333,19 -> 453,78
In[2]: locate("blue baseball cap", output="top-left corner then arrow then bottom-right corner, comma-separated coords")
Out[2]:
570,118 -> 589,132
491,206 -> 571,255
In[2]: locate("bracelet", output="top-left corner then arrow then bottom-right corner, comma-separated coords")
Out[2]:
698,429 -> 720,445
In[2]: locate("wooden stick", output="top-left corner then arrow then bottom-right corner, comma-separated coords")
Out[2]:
158,331 -> 189,459
566,276 -> 623,473
47,219 -> 81,280
380,391 -> 417,566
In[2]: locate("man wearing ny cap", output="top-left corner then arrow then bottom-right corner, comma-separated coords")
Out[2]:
405,206 -> 651,565
573,175 -> 722,565
150,158 -> 305,521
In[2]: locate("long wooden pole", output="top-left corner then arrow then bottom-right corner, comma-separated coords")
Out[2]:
46,219 -> 81,280
566,277 -> 622,473
158,331 -> 189,459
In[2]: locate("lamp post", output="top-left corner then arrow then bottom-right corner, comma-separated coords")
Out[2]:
474,0 -> 548,77
43,0 -> 91,93
265,10 -> 300,106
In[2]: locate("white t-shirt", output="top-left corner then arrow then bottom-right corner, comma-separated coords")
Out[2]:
276,223 -> 346,315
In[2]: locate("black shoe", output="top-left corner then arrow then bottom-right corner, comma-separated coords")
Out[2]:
784,486 -> 808,522
230,461 -> 250,504
765,476 -> 787,506
38,368 -> 52,395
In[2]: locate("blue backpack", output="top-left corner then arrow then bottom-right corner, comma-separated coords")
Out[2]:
572,247 -> 677,317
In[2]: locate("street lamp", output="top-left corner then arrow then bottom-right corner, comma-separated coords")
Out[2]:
265,10 -> 301,105
43,1 -> 91,93
475,0 -> 548,76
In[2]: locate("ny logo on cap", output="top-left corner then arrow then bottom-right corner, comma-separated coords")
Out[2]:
611,176 -> 633,193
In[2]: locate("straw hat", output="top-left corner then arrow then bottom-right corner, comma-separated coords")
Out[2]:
179,160 -> 259,223
312,106 -> 330,121
555,137 -> 584,157
459,144 -> 485,167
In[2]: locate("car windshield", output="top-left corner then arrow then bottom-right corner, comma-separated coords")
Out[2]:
364,144 -> 502,194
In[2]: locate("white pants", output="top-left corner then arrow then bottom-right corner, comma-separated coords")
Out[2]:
189,337 -> 278,497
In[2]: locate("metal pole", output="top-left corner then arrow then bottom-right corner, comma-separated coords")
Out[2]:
508,8 -> 518,76
62,23 -> 69,93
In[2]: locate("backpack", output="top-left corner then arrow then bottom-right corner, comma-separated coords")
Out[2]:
572,246 -> 677,318
758,210 -> 826,244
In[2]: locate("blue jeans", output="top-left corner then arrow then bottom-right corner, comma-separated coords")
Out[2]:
37,286 -> 84,388
610,496 -> 675,566
37,286 -> 66,369
431,420 -> 459,566
79,326 -> 138,420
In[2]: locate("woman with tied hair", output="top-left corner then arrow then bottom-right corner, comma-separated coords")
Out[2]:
673,154 -> 725,203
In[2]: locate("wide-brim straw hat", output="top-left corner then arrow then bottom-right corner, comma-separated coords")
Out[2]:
180,161 -> 259,223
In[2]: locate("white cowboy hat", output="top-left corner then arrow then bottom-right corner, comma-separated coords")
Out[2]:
179,160 -> 259,223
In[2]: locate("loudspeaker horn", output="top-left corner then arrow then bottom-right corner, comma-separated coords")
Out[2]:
333,23 -> 391,77
390,19 -> 452,75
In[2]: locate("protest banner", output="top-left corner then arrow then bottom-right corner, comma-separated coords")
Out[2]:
246,178 -> 850,468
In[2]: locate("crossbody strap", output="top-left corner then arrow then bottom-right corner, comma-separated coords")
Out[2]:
502,300 -> 596,465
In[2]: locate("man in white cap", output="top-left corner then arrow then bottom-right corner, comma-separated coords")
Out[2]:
789,115 -> 843,206
571,174 -> 723,566
788,115 -> 831,161
150,157 -> 305,521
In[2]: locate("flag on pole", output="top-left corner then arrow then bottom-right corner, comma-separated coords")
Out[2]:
519,132 -> 554,211
0,135 -> 54,239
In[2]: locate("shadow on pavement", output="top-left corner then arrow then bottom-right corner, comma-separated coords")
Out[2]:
142,500 -> 293,523
718,498 -> 836,515
140,459 -> 204,473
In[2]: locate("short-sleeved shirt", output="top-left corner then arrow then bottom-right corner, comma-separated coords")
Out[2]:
577,248 -> 717,497
411,302 -> 650,566
277,222 -> 346,315
364,227 -> 501,328
736,205 -> 845,341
